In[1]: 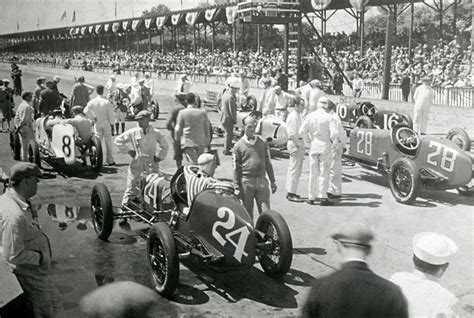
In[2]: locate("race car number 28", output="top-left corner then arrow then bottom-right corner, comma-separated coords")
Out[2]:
426,141 -> 457,172
356,131 -> 373,156
212,207 -> 250,262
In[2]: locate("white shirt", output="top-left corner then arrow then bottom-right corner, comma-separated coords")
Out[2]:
353,77 -> 364,90
299,108 -> 336,154
299,84 -> 312,107
84,95 -> 115,127
144,78 -> 154,96
176,79 -> 192,95
330,111 -> 347,146
390,270 -> 458,318
114,126 -> 169,161
265,91 -> 292,114
308,88 -> 325,112
413,84 -> 434,111
286,110 -> 303,146
105,79 -> 118,100
130,85 -> 142,106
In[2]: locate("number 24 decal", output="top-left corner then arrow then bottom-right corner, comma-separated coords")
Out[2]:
212,207 -> 250,262
426,141 -> 457,172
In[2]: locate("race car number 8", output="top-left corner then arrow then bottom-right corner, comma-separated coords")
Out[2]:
426,141 -> 457,172
356,131 -> 373,156
62,135 -> 72,157
212,207 -> 250,262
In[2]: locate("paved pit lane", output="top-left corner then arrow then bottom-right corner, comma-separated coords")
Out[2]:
0,65 -> 472,317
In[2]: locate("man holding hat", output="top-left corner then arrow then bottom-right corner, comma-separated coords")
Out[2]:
14,92 -> 35,161
413,75 -> 434,134
114,110 -> 169,207
220,79 -> 239,156
299,96 -> 338,206
0,162 -> 62,317
303,222 -> 408,318
390,232 -> 459,317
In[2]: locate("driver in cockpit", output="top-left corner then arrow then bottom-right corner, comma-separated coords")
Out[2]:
183,153 -> 219,207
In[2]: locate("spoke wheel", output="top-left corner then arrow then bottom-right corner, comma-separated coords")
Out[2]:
355,115 -> 374,129
147,223 -> 179,297
389,158 -> 420,204
255,210 -> 293,278
446,127 -> 471,152
90,183 -> 113,240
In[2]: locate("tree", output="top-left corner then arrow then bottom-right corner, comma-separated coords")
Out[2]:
142,4 -> 171,17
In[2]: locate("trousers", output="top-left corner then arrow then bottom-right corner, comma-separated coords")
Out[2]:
285,141 -> 305,194
222,122 -> 234,152
19,126 -> 34,162
308,148 -> 331,200
329,143 -> 343,195
94,124 -> 115,164
122,157 -> 159,205
241,176 -> 270,222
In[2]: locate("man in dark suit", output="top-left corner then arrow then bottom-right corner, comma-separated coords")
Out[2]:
39,81 -> 62,116
303,222 -> 408,318
220,79 -> 239,156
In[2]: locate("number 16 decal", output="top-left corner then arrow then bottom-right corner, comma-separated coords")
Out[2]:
212,207 -> 250,262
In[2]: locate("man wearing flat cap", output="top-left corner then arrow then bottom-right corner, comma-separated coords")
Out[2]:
390,232 -> 459,317
413,75 -> 433,134
0,162 -> 62,317
303,222 -> 408,318
115,110 -> 169,207
183,153 -> 220,207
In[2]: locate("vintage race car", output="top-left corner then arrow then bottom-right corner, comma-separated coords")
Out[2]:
345,124 -> 473,204
336,100 -> 413,130
235,110 -> 289,147
15,116 -> 103,171
90,163 -> 293,297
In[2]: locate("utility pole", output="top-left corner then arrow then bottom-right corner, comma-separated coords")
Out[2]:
382,6 -> 395,100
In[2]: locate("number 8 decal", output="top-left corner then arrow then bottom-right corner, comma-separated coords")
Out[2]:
62,135 -> 72,157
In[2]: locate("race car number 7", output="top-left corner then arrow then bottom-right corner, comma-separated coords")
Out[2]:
212,207 -> 250,262
426,141 -> 457,172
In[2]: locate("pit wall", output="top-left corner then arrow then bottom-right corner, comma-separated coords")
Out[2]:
1,62 -> 472,137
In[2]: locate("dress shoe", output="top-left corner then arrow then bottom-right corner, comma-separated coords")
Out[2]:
223,150 -> 232,156
320,199 -> 334,206
287,193 -> 303,202
106,162 -> 116,166
327,193 -> 342,199
305,199 -> 318,205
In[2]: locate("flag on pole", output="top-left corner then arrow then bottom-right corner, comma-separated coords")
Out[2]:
114,0 -> 117,17
37,16 -> 40,27
60,10 -> 67,21
72,10 -> 76,22
16,21 -> 19,30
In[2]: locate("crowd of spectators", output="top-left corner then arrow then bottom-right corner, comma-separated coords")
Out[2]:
1,33 -> 471,89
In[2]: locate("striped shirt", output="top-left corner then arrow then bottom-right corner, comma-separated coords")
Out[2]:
184,165 -> 215,206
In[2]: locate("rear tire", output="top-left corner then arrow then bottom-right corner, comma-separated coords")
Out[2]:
147,223 -> 179,297
90,135 -> 103,172
27,140 -> 41,168
446,127 -> 471,152
389,157 -> 420,204
255,210 -> 293,278
90,183 -> 114,240
355,116 -> 374,129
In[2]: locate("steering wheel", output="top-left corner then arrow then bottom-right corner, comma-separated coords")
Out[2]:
395,126 -> 420,151
172,172 -> 187,204
360,102 -> 375,118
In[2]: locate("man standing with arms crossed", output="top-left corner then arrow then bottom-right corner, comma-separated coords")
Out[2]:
220,80 -> 239,156
175,93 -> 211,165
0,162 -> 62,317
84,85 -> 116,166
233,117 -> 277,222
285,98 -> 305,202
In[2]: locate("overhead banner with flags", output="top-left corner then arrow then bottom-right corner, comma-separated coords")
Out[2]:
156,16 -> 166,29
310,0 -> 333,10
122,21 -> 129,31
225,6 -> 237,24
144,18 -> 152,29
131,19 -> 142,31
80,26 -> 87,35
171,13 -> 182,25
112,22 -> 120,33
95,24 -> 103,34
205,8 -> 217,22
88,25 -> 94,34
104,23 -> 111,33
185,12 -> 198,26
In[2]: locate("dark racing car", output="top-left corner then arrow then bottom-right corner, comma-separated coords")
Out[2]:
90,164 -> 293,297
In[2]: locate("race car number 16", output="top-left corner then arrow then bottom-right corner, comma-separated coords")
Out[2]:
212,207 -> 250,262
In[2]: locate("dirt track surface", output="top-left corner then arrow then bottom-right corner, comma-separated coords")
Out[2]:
0,64 -> 473,317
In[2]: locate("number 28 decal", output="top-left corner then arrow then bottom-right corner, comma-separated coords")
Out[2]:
426,141 -> 457,172
212,207 -> 250,262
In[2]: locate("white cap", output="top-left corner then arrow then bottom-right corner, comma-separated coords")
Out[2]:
413,232 -> 458,265
53,75 -> 61,82
197,153 -> 215,165
317,96 -> 329,109
110,74 -> 116,79
228,78 -> 241,89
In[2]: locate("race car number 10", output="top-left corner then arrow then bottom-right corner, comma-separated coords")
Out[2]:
212,207 -> 250,262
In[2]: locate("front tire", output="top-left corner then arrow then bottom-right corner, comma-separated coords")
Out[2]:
255,210 -> 293,278
147,223 -> 179,297
90,135 -> 103,172
389,157 -> 420,204
90,183 -> 114,240
446,127 -> 471,152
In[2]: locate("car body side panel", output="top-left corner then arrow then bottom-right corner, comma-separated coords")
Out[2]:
348,128 -> 399,164
373,110 -> 409,130
52,124 -> 75,164
236,112 -> 288,147
183,190 -> 256,267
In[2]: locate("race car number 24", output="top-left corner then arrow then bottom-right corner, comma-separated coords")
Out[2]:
212,207 -> 250,262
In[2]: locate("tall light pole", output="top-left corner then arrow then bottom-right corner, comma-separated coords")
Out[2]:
350,0 -> 369,55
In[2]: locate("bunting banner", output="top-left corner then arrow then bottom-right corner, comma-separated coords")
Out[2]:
155,16 -> 166,29
144,18 -> 152,29
225,6 -> 238,24
171,13 -> 181,25
131,19 -> 141,31
80,26 -> 87,35
88,25 -> 94,34
69,28 -> 75,36
112,22 -> 120,33
185,12 -> 198,26
310,0 -> 333,10
122,21 -> 129,31
205,8 -> 217,22
104,23 -> 111,32
95,24 -> 102,34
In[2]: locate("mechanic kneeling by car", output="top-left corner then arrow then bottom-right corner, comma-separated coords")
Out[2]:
63,105 -> 93,147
